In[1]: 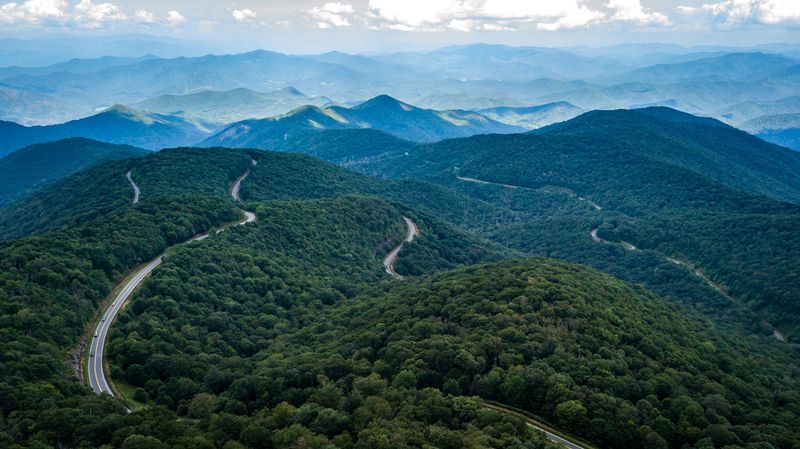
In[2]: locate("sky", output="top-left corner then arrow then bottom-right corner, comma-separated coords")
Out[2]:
1,0 -> 799,53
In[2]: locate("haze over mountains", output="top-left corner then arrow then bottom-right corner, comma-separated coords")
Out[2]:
2,41 -> 799,151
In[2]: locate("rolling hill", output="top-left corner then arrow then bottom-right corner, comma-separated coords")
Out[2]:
476,102 -> 585,129
343,107 -> 800,337
740,113 -> 800,150
620,52 -> 798,83
0,138 -> 148,207
0,105 -> 213,156
201,95 -> 524,147
133,87 -> 332,125
1,144 -> 798,449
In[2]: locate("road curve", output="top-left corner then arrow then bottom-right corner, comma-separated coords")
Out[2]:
383,216 -> 419,279
484,403 -> 591,449
590,228 -> 786,342
126,171 -> 140,204
457,175 -> 602,210
231,159 -> 257,201
88,166 -> 258,397
88,257 -> 162,394
590,228 -> 636,251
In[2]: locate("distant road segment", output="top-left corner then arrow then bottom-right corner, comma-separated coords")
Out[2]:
126,170 -> 140,204
383,216 -> 419,278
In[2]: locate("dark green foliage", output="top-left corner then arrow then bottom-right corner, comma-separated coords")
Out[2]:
342,108 -> 800,338
0,159 -> 140,239
0,196 -> 240,447
131,148 -> 254,199
113,253 -> 800,449
0,138 -> 148,206
602,213 -> 800,334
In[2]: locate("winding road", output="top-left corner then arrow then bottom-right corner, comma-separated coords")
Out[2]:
383,216 -> 419,279
590,228 -> 786,342
231,159 -> 257,201
590,228 -> 636,251
126,171 -> 140,204
457,175 -> 602,210
87,166 -> 257,396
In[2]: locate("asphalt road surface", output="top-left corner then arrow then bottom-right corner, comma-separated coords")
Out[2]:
231,159 -> 256,201
88,257 -> 162,394
457,175 -> 602,210
88,166 -> 257,396
126,170 -> 140,204
383,216 -> 419,278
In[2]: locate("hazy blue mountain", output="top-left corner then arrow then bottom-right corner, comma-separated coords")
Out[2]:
0,138 -> 147,206
0,55 -> 160,80
719,96 -> 800,123
1,43 -> 800,128
620,52 -> 798,83
202,95 -> 524,147
476,102 -> 584,129
133,87 -> 331,124
378,44 -> 630,81
0,105 -> 212,156
0,34 -> 214,67
741,113 -> 800,150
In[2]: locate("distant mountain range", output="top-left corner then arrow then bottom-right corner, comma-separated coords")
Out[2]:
134,87 -> 332,125
0,105 -> 213,156
476,102 -> 584,129
201,95 -> 524,147
741,113 -> 800,150
2,43 -> 799,133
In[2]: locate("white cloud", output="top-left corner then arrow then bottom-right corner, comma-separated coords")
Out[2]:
309,2 -> 354,28
232,7 -> 256,22
680,0 -> 800,24
73,0 -> 125,27
0,0 -> 68,24
165,9 -> 184,25
607,0 -> 670,24
0,0 -> 130,27
134,8 -> 154,23
362,0 -> 664,32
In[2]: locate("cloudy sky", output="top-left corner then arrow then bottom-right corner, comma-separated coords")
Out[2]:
1,0 -> 799,52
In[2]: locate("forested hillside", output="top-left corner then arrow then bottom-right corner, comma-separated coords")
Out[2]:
335,108 -> 800,338
0,179 -> 520,448
109,253 -> 800,449
0,138 -> 148,207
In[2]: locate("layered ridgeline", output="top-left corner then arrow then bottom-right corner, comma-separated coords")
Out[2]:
0,138 -> 148,207
133,87 -> 332,125
476,102 -> 585,130
0,147 -> 503,242
286,107 -> 800,338
0,105 -> 213,156
740,113 -> 800,151
200,95 -> 524,146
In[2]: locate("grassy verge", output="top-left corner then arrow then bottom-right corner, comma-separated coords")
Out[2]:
113,378 -> 149,410
483,400 -> 598,449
